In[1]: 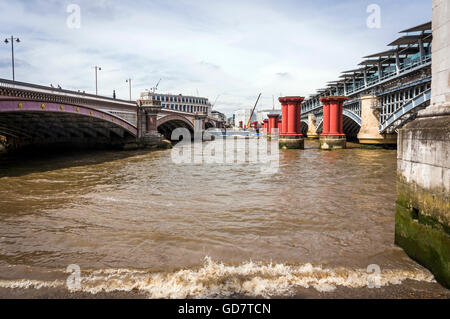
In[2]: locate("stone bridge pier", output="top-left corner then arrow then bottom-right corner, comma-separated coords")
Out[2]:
306,113 -> 319,139
137,98 -> 168,148
395,0 -> 450,288
357,95 -> 396,145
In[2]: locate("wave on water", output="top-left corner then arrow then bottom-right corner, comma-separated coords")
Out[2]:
0,257 -> 436,298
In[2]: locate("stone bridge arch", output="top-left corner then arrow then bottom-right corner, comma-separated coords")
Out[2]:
157,114 -> 194,140
0,100 -> 137,150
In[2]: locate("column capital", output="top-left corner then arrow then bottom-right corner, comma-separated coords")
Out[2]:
279,96 -> 305,104
267,113 -> 280,119
319,96 -> 347,104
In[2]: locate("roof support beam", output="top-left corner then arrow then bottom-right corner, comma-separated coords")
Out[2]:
395,50 -> 401,75
418,37 -> 425,62
378,61 -> 383,81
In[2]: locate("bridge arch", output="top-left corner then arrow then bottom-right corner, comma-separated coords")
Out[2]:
205,120 -> 216,130
0,100 -> 137,149
157,114 -> 194,140
300,120 -> 309,136
315,113 -> 361,139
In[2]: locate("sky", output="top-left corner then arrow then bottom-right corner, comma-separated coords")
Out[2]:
0,0 -> 431,117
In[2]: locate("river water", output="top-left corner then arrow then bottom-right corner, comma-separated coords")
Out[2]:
0,139 -> 448,298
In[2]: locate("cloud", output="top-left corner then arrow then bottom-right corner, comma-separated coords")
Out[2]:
0,0 -> 432,116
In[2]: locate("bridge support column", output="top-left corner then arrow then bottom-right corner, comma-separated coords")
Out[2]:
395,0 -> 450,289
357,95 -> 396,145
278,97 -> 304,149
194,112 -> 207,141
306,113 -> 319,139
319,96 -> 347,150
137,98 -> 168,148
267,114 -> 279,136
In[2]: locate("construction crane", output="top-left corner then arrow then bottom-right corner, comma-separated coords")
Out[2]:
151,78 -> 162,94
246,93 -> 262,129
212,95 -> 220,108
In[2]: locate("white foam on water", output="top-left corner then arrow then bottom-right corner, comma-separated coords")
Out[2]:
0,279 -> 64,289
0,257 -> 436,298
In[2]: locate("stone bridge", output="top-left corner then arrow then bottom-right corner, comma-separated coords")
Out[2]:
0,79 -> 221,150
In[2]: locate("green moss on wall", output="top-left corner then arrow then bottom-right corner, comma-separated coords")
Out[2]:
395,203 -> 450,288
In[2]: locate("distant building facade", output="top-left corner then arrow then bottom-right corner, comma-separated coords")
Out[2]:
210,110 -> 226,122
140,92 -> 211,115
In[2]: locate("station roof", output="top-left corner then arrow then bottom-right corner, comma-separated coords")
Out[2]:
339,74 -> 364,79
363,47 -> 419,58
388,34 -> 432,46
400,21 -> 431,33
341,67 -> 377,74
358,58 -> 397,66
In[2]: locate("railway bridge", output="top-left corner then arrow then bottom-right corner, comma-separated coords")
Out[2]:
300,21 -> 432,145
0,79 -> 221,150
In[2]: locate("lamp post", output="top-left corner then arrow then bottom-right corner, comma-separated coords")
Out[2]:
94,65 -> 101,95
125,78 -> 132,101
4,36 -> 20,81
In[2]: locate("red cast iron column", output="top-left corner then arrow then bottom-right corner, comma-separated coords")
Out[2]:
267,114 -> 279,134
279,99 -> 288,135
320,97 -> 330,136
279,97 -> 304,137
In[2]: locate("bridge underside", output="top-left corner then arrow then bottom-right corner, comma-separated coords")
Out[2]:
0,111 -> 136,151
157,118 -> 194,141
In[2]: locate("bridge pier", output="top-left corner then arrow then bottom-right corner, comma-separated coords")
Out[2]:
395,0 -> 450,288
137,98 -> 168,149
263,119 -> 268,134
357,95 -> 396,145
319,96 -> 347,150
278,97 -> 304,149
306,113 -> 319,139
267,114 -> 279,135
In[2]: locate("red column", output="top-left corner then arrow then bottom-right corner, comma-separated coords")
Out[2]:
329,100 -> 339,135
320,98 -> 330,136
267,114 -> 279,134
320,97 -> 347,136
263,119 -> 268,133
280,100 -> 288,135
278,97 -> 305,137
278,120 -> 282,132
295,102 -> 301,135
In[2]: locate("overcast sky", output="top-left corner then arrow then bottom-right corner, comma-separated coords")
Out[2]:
0,0 -> 431,116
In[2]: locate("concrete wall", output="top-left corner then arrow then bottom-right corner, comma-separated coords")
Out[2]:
395,0 -> 450,288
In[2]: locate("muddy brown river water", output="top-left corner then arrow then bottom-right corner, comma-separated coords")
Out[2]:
0,140 -> 448,298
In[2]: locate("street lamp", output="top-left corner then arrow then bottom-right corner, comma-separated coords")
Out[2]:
93,65 -> 101,95
125,78 -> 132,101
4,36 -> 20,81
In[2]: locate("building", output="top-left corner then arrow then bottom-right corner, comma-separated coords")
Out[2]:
140,92 -> 212,115
210,110 -> 226,122
256,108 -> 282,123
234,109 -> 256,127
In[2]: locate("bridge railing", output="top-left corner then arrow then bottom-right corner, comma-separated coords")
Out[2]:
0,78 -> 136,107
379,89 -> 431,133
346,55 -> 431,96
